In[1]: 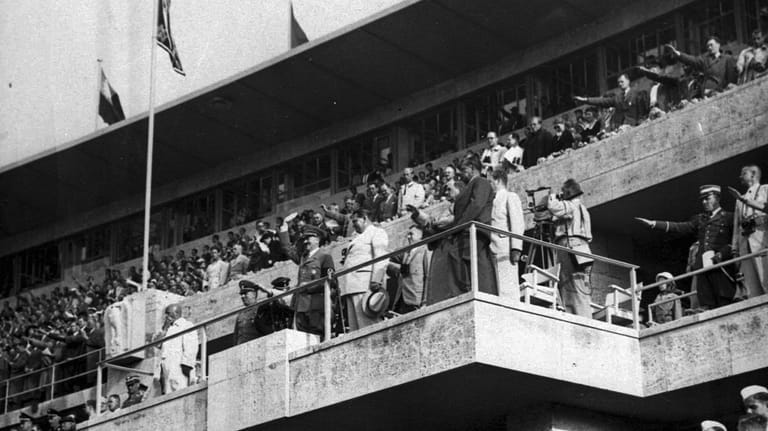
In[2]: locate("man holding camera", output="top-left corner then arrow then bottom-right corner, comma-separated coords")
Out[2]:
636,185 -> 735,311
728,165 -> 768,299
547,179 -> 593,317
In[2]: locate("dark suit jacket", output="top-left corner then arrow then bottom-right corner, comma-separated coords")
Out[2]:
585,88 -> 648,128
551,130 -> 575,153
678,51 -> 737,92
448,175 -> 495,256
522,129 -> 554,167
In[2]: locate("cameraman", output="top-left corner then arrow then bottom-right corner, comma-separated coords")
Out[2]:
547,179 -> 594,317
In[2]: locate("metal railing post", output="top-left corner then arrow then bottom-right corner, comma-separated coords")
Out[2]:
200,327 -> 208,381
629,268 -> 639,330
3,377 -> 8,413
95,365 -> 103,415
469,223 -> 479,294
50,363 -> 56,400
323,278 -> 332,341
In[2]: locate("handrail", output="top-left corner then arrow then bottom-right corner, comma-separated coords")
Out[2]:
637,248 -> 768,292
2,347 -> 104,387
103,220 -> 635,364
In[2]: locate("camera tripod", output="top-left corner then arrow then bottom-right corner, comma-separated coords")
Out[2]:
521,220 -> 557,271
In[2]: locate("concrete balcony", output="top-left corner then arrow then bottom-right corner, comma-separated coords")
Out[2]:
76,292 -> 768,431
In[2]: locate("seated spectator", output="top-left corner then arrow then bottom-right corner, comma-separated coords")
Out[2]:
574,73 -> 649,129
107,393 -> 121,412
398,168 -> 426,217
737,29 -> 768,84
665,36 -> 737,95
551,118 -> 575,154
651,271 -> 683,324
522,117 -> 554,167
387,225 -> 431,313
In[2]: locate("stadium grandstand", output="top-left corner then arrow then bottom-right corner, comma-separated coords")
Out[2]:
2,0 -> 768,430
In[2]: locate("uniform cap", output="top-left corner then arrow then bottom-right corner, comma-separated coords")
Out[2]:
19,412 -> 33,422
656,272 -> 675,281
62,414 -> 76,423
125,375 -> 140,385
699,185 -> 721,197
301,225 -> 326,241
239,280 -> 260,294
741,385 -> 768,400
701,420 -> 727,431
271,277 -> 291,289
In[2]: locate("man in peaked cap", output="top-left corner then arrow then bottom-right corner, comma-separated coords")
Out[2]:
278,220 -> 335,339
637,185 -> 735,311
18,412 -> 33,431
60,414 -> 77,431
47,408 -> 62,431
742,385 -> 768,419
121,375 -> 143,408
233,280 -> 285,345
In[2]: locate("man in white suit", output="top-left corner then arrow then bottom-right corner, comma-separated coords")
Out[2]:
340,209 -> 389,331
729,165 -> 768,298
489,169 -> 526,301
158,304 -> 198,394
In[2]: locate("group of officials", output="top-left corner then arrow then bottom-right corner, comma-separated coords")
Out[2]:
230,154 -> 598,345
637,165 -> 768,312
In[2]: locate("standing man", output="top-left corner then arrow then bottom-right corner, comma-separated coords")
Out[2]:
729,165 -> 768,299
228,244 -> 251,280
233,280 -> 284,345
340,210 -> 389,331
205,246 -> 230,290
388,225 -> 431,314
636,185 -> 735,311
278,221 -> 334,338
665,36 -> 737,95
737,29 -> 768,84
121,375 -> 144,408
522,117 -> 554,168
574,73 -> 648,129
547,179 -> 594,317
480,132 -> 505,176
376,182 -> 398,222
490,169 -> 526,301
157,304 -> 198,394
398,168 -> 425,217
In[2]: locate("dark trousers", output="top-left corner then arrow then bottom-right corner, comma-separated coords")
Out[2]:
696,269 -> 735,309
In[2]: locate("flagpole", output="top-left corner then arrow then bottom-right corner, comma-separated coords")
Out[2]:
95,59 -> 103,131
141,0 -> 160,291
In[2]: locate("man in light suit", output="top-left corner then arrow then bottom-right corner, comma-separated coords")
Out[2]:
340,209 -> 389,331
729,165 -> 768,299
157,304 -> 198,394
205,246 -> 230,289
489,169 -> 526,301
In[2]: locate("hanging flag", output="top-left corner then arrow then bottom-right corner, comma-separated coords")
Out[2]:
157,0 -> 185,76
98,67 -> 126,125
290,2 -> 308,48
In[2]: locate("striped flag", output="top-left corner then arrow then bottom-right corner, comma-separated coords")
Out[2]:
157,0 -> 185,76
98,67 -> 126,125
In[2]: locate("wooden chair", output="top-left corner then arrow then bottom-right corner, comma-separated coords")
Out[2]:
520,263 -> 560,310
592,284 -> 641,326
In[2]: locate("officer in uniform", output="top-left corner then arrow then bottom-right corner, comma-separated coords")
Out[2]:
60,414 -> 77,431
233,280 -> 283,345
278,221 -> 335,338
636,185 -> 735,311
121,375 -> 143,408
18,412 -> 34,431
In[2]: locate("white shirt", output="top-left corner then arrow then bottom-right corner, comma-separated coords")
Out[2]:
399,181 -> 425,215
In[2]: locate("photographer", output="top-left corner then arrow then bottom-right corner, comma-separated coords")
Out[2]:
546,179 -> 594,317
728,165 -> 768,299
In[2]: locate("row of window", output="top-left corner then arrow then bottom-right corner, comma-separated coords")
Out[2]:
1,0 -> 764,295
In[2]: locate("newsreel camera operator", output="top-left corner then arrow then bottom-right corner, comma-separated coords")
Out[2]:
545,179 -> 594,317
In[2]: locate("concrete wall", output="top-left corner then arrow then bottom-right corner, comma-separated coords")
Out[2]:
641,295 -> 768,396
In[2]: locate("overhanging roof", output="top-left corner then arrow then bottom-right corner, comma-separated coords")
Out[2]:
0,0 -> 635,240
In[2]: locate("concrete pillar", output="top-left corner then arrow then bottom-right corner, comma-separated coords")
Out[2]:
507,404 -> 644,431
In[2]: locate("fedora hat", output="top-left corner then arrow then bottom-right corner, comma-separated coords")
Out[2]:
361,289 -> 390,319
